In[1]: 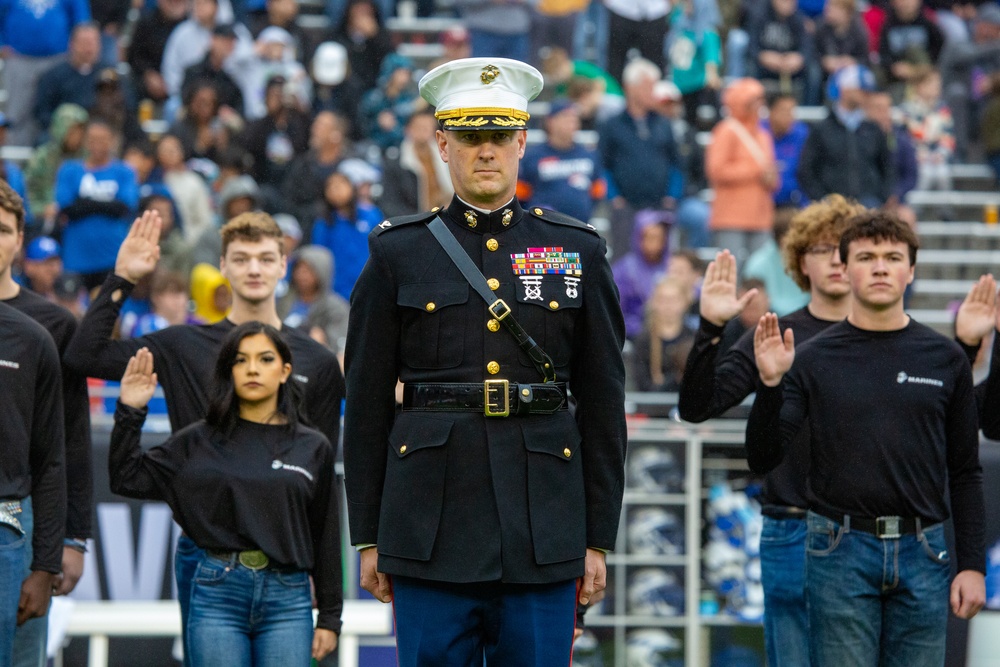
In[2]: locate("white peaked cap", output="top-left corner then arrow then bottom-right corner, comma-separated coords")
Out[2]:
418,57 -> 544,130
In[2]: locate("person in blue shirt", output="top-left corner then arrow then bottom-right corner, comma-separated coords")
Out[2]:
55,119 -> 139,290
517,99 -> 605,224
0,114 -> 32,225
0,0 -> 90,146
763,92 -> 810,207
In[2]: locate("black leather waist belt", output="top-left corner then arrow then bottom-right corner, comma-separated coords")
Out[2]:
814,508 -> 932,539
402,381 -> 567,417
761,505 -> 807,520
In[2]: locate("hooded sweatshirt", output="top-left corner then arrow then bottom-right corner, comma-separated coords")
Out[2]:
189,263 -> 230,323
611,211 -> 671,340
705,78 -> 777,232
26,103 -> 89,215
278,245 -> 350,352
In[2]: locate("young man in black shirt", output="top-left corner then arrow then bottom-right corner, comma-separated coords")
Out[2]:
678,194 -> 864,665
65,210 -> 346,657
0,179 -> 91,666
0,300 -> 65,666
749,211 -> 985,665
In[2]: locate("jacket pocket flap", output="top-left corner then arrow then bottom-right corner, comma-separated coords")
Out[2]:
388,413 -> 454,457
522,416 -> 582,459
398,282 -> 469,311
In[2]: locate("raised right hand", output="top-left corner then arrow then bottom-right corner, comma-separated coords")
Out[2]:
955,274 -> 997,347
119,348 -> 158,409
754,313 -> 794,387
700,250 -> 759,327
115,210 -> 162,284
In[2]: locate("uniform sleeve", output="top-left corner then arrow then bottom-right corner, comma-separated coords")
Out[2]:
108,402 -> 184,500
342,233 -> 401,544
64,274 -> 149,379
569,236 -> 627,550
947,359 -> 986,574
30,336 -> 66,573
309,442 -> 344,634
678,319 -> 759,423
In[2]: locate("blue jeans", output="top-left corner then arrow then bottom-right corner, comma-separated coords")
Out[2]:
468,30 -> 530,63
174,535 -> 205,667
186,553 -> 314,667
12,498 -> 45,667
760,516 -> 809,667
805,511 -> 950,667
0,502 -> 29,666
392,577 -> 577,667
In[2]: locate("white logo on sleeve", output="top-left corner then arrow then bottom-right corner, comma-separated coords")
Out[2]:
0,359 -> 20,369
271,459 -> 314,481
896,371 -> 943,387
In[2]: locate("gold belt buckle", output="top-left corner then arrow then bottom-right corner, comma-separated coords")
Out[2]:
484,379 -> 510,417
238,550 -> 270,570
488,299 -> 511,321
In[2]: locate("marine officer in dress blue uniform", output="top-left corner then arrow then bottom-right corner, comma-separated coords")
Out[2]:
342,57 -> 628,666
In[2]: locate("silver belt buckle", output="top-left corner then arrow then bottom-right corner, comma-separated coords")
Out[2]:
0,500 -> 23,535
875,515 -> 902,539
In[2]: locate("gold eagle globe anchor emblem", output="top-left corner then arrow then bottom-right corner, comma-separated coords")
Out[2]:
464,210 -> 479,227
481,65 -> 501,85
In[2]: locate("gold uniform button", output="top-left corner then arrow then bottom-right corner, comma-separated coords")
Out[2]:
400,445 -> 407,454
521,388 -> 530,397
486,238 -> 499,252
431,206 -> 441,212
487,278 -> 500,290
487,361 -> 500,375
563,448 -> 572,458
534,208 -> 544,215
425,302 -> 436,312
487,318 -> 501,332
549,301 -> 559,310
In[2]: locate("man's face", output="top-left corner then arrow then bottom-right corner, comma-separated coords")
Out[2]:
772,0 -> 798,17
845,238 -> 914,310
546,107 -> 580,144
192,0 -> 217,24
892,0 -> 920,20
210,35 -> 236,61
159,0 -> 188,20
406,114 -> 437,144
864,93 -> 893,132
71,27 -> 101,67
768,98 -> 796,136
85,124 -> 115,163
268,0 -> 297,23
436,129 -> 526,208
0,208 -> 23,278
310,112 -> 340,151
220,238 -> 286,305
23,257 -> 62,293
152,287 -> 189,324
625,76 -> 656,111
839,87 -> 867,111
799,237 -> 851,299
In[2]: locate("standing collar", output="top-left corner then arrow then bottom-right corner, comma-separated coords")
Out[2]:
444,195 -> 524,234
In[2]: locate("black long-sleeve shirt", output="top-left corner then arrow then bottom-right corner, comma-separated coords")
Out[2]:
0,302 -> 66,573
746,318 -> 985,574
678,307 -> 837,507
5,288 -> 92,539
110,403 -> 342,631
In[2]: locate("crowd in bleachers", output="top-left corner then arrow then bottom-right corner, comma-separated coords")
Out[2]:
3,0 -> 999,393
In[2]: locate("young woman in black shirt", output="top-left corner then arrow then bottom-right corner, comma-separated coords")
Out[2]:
109,322 -> 339,666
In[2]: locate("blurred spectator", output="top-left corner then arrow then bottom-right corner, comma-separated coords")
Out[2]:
218,173 -> 261,221
329,0 -> 392,92
54,119 -> 139,288
245,26 -> 312,120
171,83 -> 241,163
277,245 -> 350,352
189,262 -> 231,322
877,0 -> 945,91
18,236 -> 63,299
981,72 -> 1000,183
0,0 -> 90,146
741,206 -> 809,315
599,58 -> 682,259
53,271 -> 86,318
631,277 -> 696,392
541,45 -> 624,101
747,0 -> 811,100
379,108 -> 453,218
127,0 -> 187,106
705,78 -> 778,262
864,89 -> 919,208
25,103 -> 88,227
309,171 -> 380,301
336,157 -> 381,205
814,0 -> 870,87
240,75 -> 310,193
457,0 -> 532,63
311,41 -> 365,135
123,139 -> 162,187
899,67 -> 955,194
34,23 -> 102,135
91,67 -> 145,145
275,212 -> 302,255
717,277 -> 770,353
359,53 -> 424,151
282,111 -> 352,231
137,188 -> 196,275
90,0 -> 128,66
157,134 -> 216,244
612,209 -> 672,340
763,91 -> 810,207
668,0 -> 724,128
0,114 -> 32,223
666,248 -> 705,329
248,0 -> 313,65
798,65 -> 892,207
517,100 -> 605,224
531,0 -> 589,64
603,0 -> 671,83
938,3 -> 1000,160
428,25 -> 472,70
181,24 -> 247,117
131,269 -> 202,336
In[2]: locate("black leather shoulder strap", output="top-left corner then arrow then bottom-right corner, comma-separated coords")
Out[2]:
427,216 -> 556,383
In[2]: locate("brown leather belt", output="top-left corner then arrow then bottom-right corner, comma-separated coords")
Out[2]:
402,381 -> 567,417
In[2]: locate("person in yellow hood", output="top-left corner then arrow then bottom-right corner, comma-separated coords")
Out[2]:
189,263 -> 231,323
